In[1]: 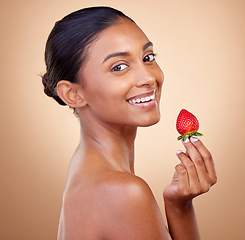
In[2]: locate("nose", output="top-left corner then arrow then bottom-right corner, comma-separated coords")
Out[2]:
135,64 -> 156,88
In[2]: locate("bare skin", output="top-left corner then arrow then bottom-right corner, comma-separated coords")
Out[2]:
56,18 -> 217,240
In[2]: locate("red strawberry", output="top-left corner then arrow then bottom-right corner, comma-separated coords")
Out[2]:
176,109 -> 203,141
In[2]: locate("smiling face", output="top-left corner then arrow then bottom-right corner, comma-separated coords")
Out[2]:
77,18 -> 164,127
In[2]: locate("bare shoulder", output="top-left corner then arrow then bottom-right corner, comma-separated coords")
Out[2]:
92,172 -> 170,240
97,171 -> 156,203
96,171 -> 161,217
59,172 -> 170,240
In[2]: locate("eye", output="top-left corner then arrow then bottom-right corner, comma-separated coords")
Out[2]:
111,63 -> 128,72
143,53 -> 156,62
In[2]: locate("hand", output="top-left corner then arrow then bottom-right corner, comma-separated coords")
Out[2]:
163,137 -> 217,209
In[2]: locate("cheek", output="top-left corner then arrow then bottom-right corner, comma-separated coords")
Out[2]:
156,65 -> 164,85
155,66 -> 164,97
84,78 -> 129,114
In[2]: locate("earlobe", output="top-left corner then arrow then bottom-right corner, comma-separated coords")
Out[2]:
56,80 -> 87,108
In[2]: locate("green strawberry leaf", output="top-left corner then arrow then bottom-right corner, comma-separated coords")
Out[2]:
194,132 -> 203,136
177,131 -> 203,141
177,135 -> 183,140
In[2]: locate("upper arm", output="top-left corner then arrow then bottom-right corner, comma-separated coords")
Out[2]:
97,173 -> 171,240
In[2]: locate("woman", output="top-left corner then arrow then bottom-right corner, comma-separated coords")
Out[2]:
42,6 -> 217,240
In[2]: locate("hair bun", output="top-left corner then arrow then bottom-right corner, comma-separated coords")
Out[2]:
42,73 -> 54,97
42,73 -> 66,106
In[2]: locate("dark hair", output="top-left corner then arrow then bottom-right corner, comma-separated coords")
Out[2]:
42,6 -> 134,106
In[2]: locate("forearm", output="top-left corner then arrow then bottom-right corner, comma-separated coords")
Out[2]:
164,200 -> 200,240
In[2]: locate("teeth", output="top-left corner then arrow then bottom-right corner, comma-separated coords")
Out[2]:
128,92 -> 156,104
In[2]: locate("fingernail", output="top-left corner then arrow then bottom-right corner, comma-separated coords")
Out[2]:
190,136 -> 198,142
176,150 -> 182,155
183,138 -> 189,143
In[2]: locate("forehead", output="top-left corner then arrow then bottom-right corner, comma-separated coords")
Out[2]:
86,19 -> 150,61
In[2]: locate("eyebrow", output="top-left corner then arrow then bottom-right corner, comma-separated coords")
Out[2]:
143,41 -> 153,51
102,41 -> 153,64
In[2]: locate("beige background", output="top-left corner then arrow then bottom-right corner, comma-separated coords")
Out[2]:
1,0 -> 245,239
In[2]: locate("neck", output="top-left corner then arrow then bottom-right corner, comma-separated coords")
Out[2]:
78,116 -> 137,174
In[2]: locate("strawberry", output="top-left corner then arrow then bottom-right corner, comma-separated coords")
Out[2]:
176,109 -> 203,141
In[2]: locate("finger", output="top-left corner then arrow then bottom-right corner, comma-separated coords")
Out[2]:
176,150 -> 199,189
189,137 -> 217,185
182,138 -> 211,192
175,163 -> 189,193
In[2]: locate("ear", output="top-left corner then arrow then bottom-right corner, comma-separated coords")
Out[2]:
56,80 -> 87,108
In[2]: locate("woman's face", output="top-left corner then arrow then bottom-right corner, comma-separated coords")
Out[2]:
78,18 -> 164,127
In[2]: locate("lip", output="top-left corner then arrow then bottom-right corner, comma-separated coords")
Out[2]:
127,89 -> 156,102
126,89 -> 158,109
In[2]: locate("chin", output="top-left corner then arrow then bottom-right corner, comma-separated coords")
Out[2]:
138,114 -> 161,127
